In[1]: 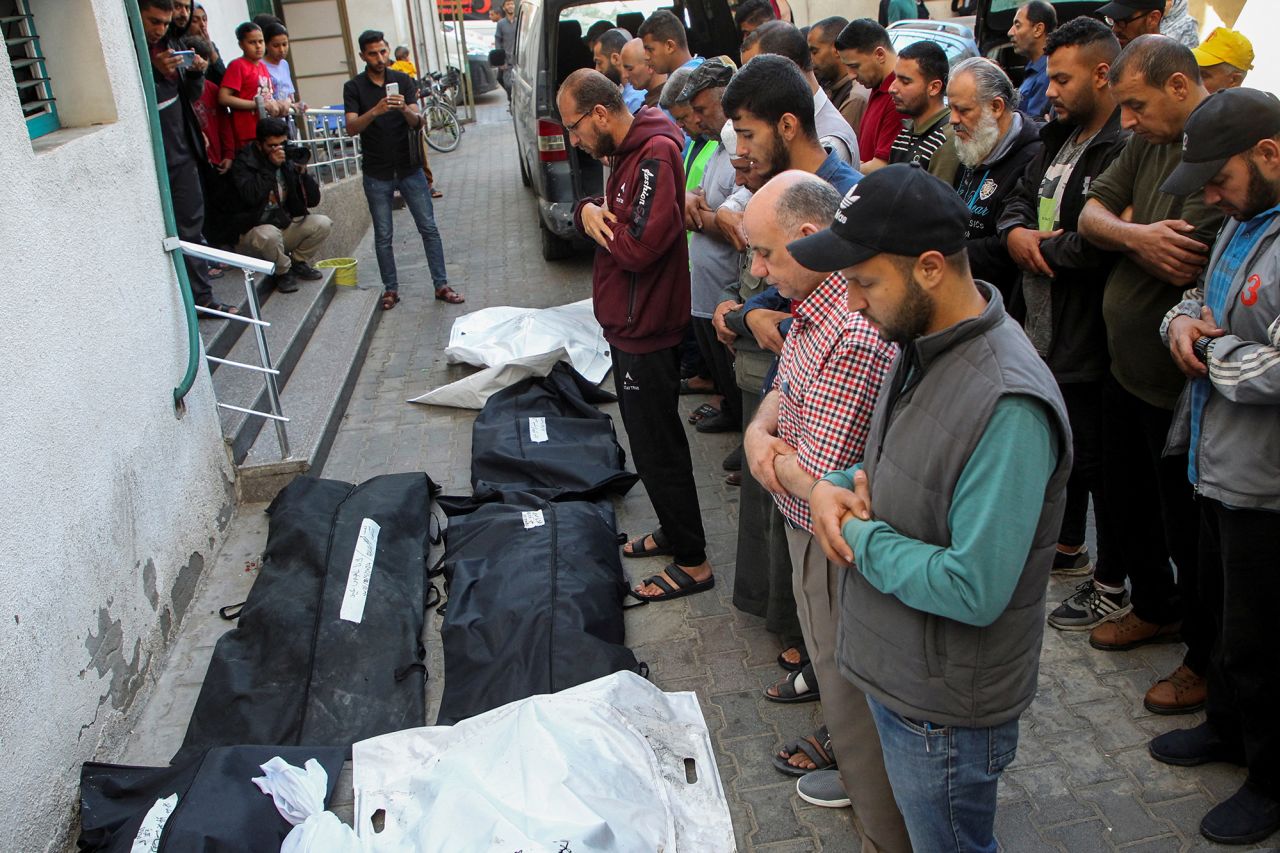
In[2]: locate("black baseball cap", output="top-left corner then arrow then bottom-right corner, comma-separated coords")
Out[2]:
1161,88 -> 1280,196
788,162 -> 970,272
680,58 -> 734,102
1096,0 -> 1163,19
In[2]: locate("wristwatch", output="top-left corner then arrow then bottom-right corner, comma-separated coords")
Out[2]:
1193,336 -> 1214,364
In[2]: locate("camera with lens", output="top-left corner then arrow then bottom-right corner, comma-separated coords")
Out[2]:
285,142 -> 311,164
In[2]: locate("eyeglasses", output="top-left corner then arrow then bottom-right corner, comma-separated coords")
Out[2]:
563,108 -> 593,133
1102,11 -> 1146,27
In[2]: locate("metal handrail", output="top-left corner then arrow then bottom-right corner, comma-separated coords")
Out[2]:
296,108 -> 362,184
179,240 -> 290,459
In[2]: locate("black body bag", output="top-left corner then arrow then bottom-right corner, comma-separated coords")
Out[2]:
78,744 -> 345,852
469,362 -> 639,501
175,473 -> 439,764
435,493 -> 641,724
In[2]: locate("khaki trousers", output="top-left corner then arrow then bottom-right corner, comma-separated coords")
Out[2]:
236,214 -> 333,275
786,525 -> 912,853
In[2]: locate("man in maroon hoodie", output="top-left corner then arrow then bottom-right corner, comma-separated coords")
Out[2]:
557,69 -> 713,602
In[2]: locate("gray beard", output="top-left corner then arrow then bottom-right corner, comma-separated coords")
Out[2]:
955,108 -> 1002,169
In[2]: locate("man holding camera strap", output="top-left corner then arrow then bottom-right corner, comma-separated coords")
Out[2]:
226,116 -> 332,294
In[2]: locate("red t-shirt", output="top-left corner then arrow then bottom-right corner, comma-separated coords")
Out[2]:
195,79 -> 236,165
221,56 -> 274,148
859,71 -> 902,163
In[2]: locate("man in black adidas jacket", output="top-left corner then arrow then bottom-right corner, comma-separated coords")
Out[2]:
997,17 -> 1129,642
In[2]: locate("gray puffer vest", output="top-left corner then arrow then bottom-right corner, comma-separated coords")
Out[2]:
837,283 -> 1072,728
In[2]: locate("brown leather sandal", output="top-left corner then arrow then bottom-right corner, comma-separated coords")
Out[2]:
434,285 -> 465,304
380,290 -> 400,311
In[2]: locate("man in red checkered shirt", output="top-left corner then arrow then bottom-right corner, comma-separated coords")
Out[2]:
742,171 -> 907,847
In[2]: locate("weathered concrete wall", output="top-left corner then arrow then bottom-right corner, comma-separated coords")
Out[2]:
314,173 -> 373,261
0,4 -> 234,851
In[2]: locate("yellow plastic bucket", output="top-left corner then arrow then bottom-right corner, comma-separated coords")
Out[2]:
315,257 -> 358,286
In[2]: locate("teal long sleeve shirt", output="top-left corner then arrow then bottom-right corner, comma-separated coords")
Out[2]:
823,395 -> 1059,627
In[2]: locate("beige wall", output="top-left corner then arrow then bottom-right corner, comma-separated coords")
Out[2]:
1231,0 -> 1279,94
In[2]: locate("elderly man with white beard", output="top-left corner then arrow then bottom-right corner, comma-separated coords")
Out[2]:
948,57 -> 1043,303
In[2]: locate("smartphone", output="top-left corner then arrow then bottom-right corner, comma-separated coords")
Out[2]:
173,49 -> 195,69
385,81 -> 399,98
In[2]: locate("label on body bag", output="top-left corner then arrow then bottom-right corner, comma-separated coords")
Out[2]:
528,417 -> 548,443
521,510 -> 545,529
340,518 -> 381,623
130,793 -> 177,853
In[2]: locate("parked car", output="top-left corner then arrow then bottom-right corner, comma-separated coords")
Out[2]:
887,18 -> 980,66
510,0 -> 740,259
441,21 -> 501,97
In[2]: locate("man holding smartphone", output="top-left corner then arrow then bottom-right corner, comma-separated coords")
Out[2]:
138,0 -> 236,315
344,29 -> 464,310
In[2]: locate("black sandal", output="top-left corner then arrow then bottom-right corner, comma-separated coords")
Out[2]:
196,300 -> 240,317
629,563 -> 715,602
777,645 -> 810,672
764,662 -> 820,704
687,402 -> 719,425
772,725 -> 837,777
622,529 -> 673,559
679,377 -> 714,395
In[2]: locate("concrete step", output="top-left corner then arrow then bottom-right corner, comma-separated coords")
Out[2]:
237,283 -> 382,502
199,270 -> 276,364
213,270 -> 336,464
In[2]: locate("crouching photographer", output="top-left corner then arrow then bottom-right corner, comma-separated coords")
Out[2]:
226,117 -> 332,292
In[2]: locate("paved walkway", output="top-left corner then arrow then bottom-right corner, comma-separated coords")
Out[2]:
122,93 -> 1266,852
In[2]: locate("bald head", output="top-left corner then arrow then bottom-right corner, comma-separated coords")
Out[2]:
621,37 -> 656,90
744,171 -> 840,300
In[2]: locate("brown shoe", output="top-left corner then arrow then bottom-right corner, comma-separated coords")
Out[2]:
1144,664 -> 1207,715
1089,611 -> 1181,651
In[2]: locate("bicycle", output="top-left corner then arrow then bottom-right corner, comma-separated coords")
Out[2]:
415,67 -> 462,153
422,92 -> 461,153
421,67 -> 461,113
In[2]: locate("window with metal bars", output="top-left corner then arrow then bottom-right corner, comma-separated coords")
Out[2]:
3,0 -> 58,139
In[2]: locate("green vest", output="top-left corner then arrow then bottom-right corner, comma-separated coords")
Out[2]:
683,137 -> 718,189
683,138 -> 719,256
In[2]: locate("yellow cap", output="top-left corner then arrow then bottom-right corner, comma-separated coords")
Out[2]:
1192,27 -> 1254,72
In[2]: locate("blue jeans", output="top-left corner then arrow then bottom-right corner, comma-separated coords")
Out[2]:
362,169 -> 447,292
867,694 -> 1020,853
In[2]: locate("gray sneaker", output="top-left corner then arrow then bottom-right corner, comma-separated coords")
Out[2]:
1048,580 -> 1131,631
796,769 -> 850,808
1052,547 -> 1094,577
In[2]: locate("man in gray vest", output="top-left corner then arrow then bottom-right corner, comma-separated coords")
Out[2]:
791,163 -> 1072,851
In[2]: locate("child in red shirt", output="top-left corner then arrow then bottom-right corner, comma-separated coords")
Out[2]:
218,22 -> 286,152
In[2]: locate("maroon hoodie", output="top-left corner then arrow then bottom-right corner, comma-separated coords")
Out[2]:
573,107 -> 690,354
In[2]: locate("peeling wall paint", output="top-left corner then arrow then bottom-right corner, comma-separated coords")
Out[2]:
0,3 -> 237,850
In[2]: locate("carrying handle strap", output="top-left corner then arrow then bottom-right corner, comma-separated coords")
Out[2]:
426,511 -> 447,578
219,602 -> 245,620
394,662 -> 427,682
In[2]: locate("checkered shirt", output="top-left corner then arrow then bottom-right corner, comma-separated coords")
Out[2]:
773,273 -> 897,532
